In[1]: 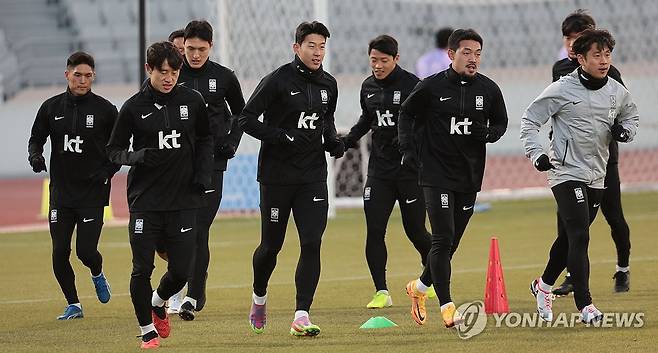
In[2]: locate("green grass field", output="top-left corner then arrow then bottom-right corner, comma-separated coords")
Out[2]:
1,192 -> 657,352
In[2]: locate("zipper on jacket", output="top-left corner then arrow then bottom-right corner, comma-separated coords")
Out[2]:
163,105 -> 170,128
193,78 -> 198,91
562,140 -> 569,165
72,103 -> 78,134
459,85 -> 465,117
307,83 -> 312,111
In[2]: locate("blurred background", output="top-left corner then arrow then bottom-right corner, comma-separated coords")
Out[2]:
1,0 -> 656,226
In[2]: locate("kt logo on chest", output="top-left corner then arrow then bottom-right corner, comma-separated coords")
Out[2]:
297,112 -> 319,129
159,130 -> 181,149
376,110 -> 395,127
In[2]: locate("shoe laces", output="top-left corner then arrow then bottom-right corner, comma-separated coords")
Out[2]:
250,304 -> 266,322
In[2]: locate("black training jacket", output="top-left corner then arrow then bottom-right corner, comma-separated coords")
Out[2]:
344,65 -> 419,180
238,56 -> 339,185
107,82 -> 212,212
28,89 -> 119,208
552,57 -> 625,165
179,59 -> 245,171
398,66 -> 508,192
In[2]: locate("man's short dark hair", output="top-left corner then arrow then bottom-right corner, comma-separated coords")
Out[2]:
368,35 -> 398,57
168,29 -> 184,42
435,27 -> 454,49
572,29 -> 615,56
295,21 -> 330,44
447,28 -> 483,51
146,41 -> 183,70
561,9 -> 595,36
67,51 -> 95,70
184,20 -> 213,43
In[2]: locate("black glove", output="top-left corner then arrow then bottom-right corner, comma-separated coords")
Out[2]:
89,169 -> 110,184
533,154 -> 555,172
401,151 -> 418,169
341,136 -> 357,150
390,136 -> 400,149
29,154 -> 47,173
611,123 -> 630,142
279,130 -> 311,152
141,148 -> 167,167
324,138 -> 345,158
472,122 -> 504,143
470,122 -> 490,142
216,143 -> 237,159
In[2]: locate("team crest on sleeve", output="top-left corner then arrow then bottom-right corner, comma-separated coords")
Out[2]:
393,90 -> 401,105
85,115 -> 94,128
574,187 -> 585,203
50,209 -> 58,223
180,105 -> 189,119
320,89 -> 328,104
135,218 -> 144,234
475,96 -> 484,110
364,187 -> 371,201
441,193 -> 449,208
209,78 -> 217,92
270,208 -> 279,222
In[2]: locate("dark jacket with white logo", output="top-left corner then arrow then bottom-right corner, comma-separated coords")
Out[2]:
238,56 -> 339,185
344,65 -> 419,180
28,89 -> 119,208
107,82 -> 212,212
552,58 -> 624,165
179,59 -> 245,171
398,66 -> 508,192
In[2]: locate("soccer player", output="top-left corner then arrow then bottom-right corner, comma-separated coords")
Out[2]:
28,52 -> 118,320
399,29 -> 508,328
521,29 -> 638,324
415,27 -> 453,79
551,9 -> 632,295
342,35 -> 432,309
169,19 -> 245,321
238,21 -> 344,337
107,41 -> 212,349
168,29 -> 185,55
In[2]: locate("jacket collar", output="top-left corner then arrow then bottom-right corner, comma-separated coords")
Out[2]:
143,79 -> 178,105
577,66 -> 608,90
445,65 -> 476,86
291,55 -> 324,81
373,65 -> 402,87
65,88 -> 92,104
183,57 -> 210,76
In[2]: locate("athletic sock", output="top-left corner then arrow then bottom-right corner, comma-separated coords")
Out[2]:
70,303 -> 82,309
294,310 -> 309,321
252,292 -> 267,305
539,277 -> 552,292
140,325 -> 158,342
183,296 -> 197,308
151,290 -> 165,307
376,289 -> 389,296
440,302 -> 454,311
415,279 -> 429,293
616,265 -> 629,273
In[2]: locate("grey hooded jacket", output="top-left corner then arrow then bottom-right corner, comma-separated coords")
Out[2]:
520,69 -> 639,188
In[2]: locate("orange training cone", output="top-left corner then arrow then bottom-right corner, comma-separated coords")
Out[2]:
484,236 -> 509,314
